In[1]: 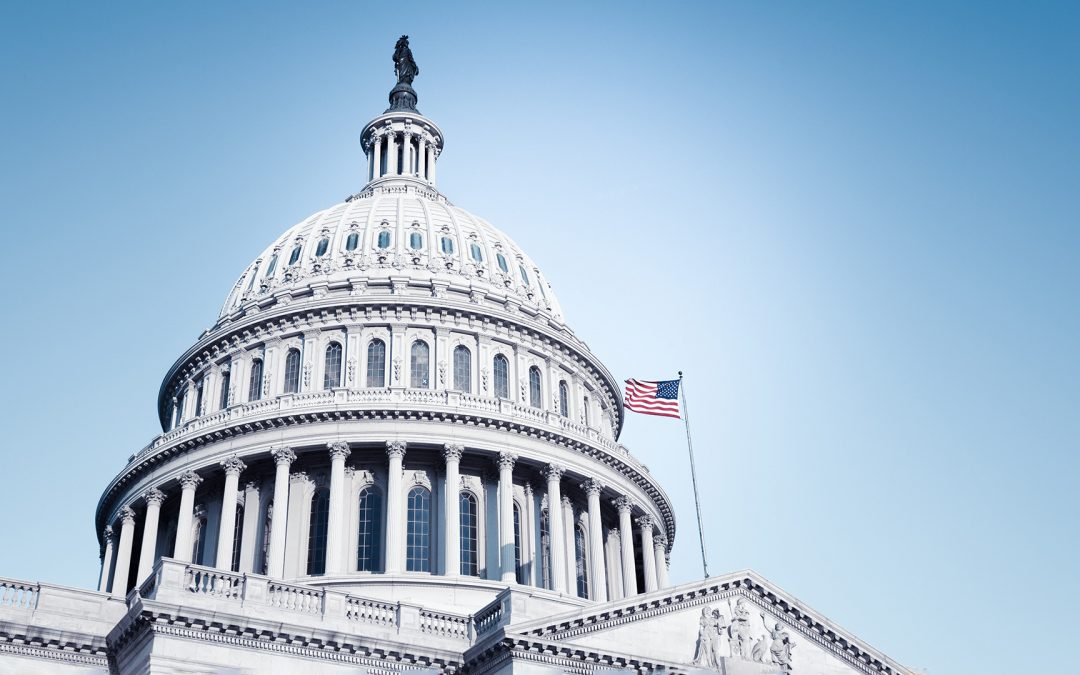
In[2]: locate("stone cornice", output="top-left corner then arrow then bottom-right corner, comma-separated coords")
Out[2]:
96,405 -> 675,550
464,635 -> 672,675
511,571 -> 915,675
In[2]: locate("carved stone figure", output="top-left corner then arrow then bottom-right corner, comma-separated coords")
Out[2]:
728,598 -> 754,660
761,614 -> 796,671
692,607 -> 720,670
393,35 -> 419,85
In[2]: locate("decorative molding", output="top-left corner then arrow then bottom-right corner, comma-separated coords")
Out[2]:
119,505 -> 136,523
142,487 -> 166,507
496,451 -> 517,471
542,463 -> 565,481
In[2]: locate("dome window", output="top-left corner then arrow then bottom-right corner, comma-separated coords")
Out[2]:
470,243 -> 483,263
377,230 -> 391,249
264,255 -> 278,278
315,237 -> 329,257
288,245 -> 302,265
245,264 -> 260,292
440,236 -> 455,255
497,253 -> 509,274
410,232 -> 423,250
518,265 -> 530,286
345,232 -> 359,251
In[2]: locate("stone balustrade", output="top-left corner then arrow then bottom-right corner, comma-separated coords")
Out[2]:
0,577 -> 39,609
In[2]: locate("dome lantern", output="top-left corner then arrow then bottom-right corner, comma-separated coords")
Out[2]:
360,36 -> 444,187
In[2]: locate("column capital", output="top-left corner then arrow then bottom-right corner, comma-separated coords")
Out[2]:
103,525 -> 115,544
179,471 -> 203,490
613,495 -> 635,515
244,480 -> 260,494
580,478 -> 605,497
328,441 -> 352,461
608,526 -> 621,540
271,446 -> 297,466
386,440 -> 407,459
496,451 -> 518,471
119,505 -> 136,524
654,533 -> 668,551
560,494 -> 573,508
142,487 -> 166,507
221,455 -> 247,477
635,514 -> 654,530
542,463 -> 565,481
523,481 -> 534,497
442,443 -> 465,462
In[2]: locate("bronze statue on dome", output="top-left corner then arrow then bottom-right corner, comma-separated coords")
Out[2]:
394,35 -> 419,85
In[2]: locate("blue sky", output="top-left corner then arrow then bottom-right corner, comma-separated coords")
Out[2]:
1,2 -> 1077,673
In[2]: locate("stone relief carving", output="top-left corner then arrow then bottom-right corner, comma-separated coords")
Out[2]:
302,363 -> 312,388
347,358 -> 356,384
690,598 -> 796,672
438,360 -> 447,386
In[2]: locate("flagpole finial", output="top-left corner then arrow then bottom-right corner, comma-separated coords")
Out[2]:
678,371 -> 683,378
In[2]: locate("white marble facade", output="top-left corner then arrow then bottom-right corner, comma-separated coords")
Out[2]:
0,50 -> 916,675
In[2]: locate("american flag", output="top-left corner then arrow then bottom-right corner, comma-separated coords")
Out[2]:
624,378 -> 681,419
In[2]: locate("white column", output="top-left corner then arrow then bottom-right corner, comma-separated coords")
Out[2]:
326,442 -> 351,575
215,456 -> 246,570
402,133 -> 413,175
615,496 -> 637,596
238,481 -> 260,573
173,471 -> 203,564
98,527 -> 115,593
136,488 -> 166,583
654,534 -> 670,589
443,443 -> 463,576
523,481 -> 535,586
430,147 -> 438,183
385,441 -> 407,573
417,136 -> 427,179
581,479 -> 608,602
367,136 -> 375,181
543,464 -> 567,593
267,447 -> 296,578
607,527 -> 624,600
373,133 -> 383,179
111,507 -> 137,596
638,515 -> 658,593
497,452 -> 518,583
562,495 -> 576,593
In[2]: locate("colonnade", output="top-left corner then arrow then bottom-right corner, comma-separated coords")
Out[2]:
99,442 -> 671,602
367,129 -> 439,183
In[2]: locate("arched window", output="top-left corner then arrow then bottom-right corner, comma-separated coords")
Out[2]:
345,232 -> 359,251
409,232 -> 423,250
513,502 -> 525,584
284,348 -> 301,394
377,230 -> 391,249
265,254 -> 278,277
246,264 -> 260,292
410,341 -> 430,388
406,486 -> 431,572
519,264 -> 530,286
558,381 -> 569,417
529,366 -> 542,408
194,378 -> 204,417
324,342 -> 343,389
357,487 -> 382,572
453,345 -> 471,393
575,524 -> 589,599
307,489 -> 330,576
583,395 -> 590,426
231,504 -> 244,573
248,358 -> 263,402
440,236 -> 454,254
315,237 -> 329,257
288,245 -> 302,265
219,370 -> 232,409
366,339 -> 386,387
470,243 -> 483,263
174,389 -> 186,428
496,253 -> 509,274
459,492 -> 479,576
539,509 -> 551,590
493,354 -> 510,399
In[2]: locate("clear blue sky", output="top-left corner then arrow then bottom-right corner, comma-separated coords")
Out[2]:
1,3 -> 1076,673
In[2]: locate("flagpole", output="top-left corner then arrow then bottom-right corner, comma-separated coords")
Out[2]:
678,371 -> 709,579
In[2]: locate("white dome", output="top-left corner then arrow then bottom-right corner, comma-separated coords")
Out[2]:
218,180 -> 563,326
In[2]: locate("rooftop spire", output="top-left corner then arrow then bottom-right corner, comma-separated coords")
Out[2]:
386,35 -> 420,113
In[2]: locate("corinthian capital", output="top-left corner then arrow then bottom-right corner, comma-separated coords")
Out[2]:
119,506 -> 136,524
103,526 -> 115,545
580,478 -> 605,497
271,446 -> 297,466
496,451 -> 517,471
328,441 -> 352,461
179,471 -> 203,490
542,463 -> 565,482
142,487 -> 166,507
654,533 -> 669,551
443,443 -> 464,462
612,495 -> 635,515
635,514 -> 654,531
386,440 -> 407,459
221,456 -> 247,477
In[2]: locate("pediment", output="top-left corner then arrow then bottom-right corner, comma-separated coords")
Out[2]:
506,571 -> 913,675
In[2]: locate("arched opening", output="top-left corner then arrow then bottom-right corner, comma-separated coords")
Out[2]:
453,345 -> 471,393
307,489 -> 330,576
248,358 -> 263,402
493,354 -> 509,400
357,486 -> 383,572
575,524 -> 589,599
406,486 -> 431,572
284,348 -> 301,394
459,491 -> 479,576
410,341 -> 430,389
366,339 -> 386,387
529,366 -> 542,408
324,342 -> 343,389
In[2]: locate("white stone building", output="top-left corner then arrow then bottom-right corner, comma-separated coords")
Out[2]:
0,42 -> 916,675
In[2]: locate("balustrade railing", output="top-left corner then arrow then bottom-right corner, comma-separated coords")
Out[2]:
186,567 -> 243,599
472,598 -> 505,636
267,581 -> 323,614
345,596 -> 396,626
0,578 -> 39,610
419,608 -> 471,640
